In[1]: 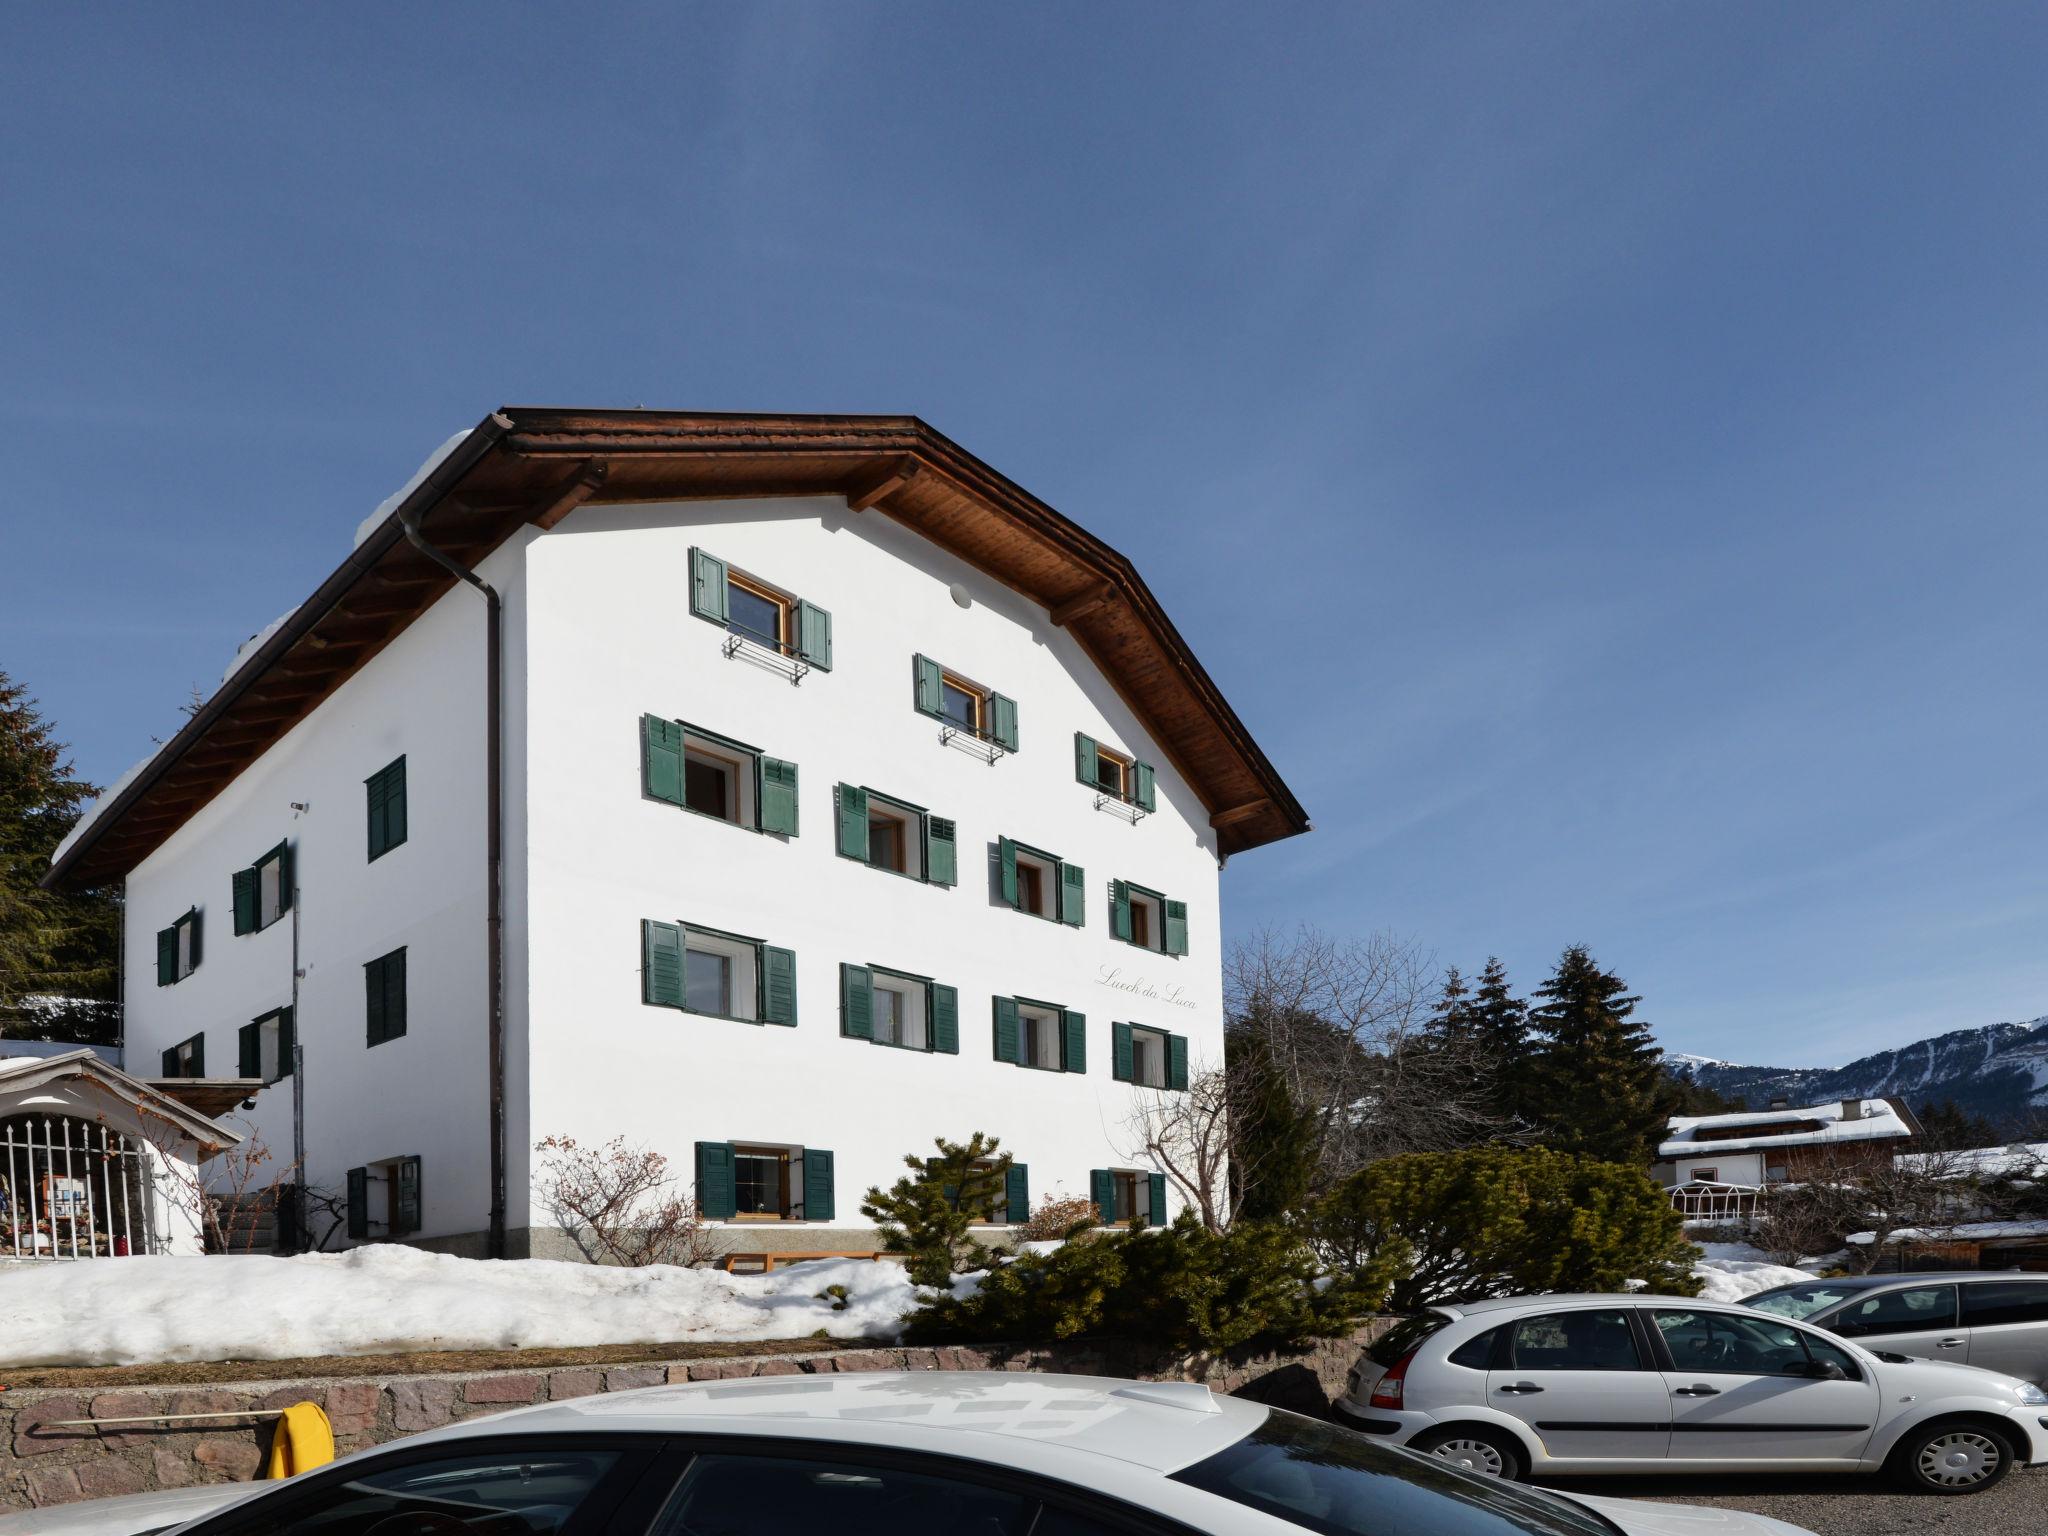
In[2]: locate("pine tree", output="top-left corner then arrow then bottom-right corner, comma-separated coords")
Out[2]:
1426,965 -> 1471,1035
859,1133 -> 1012,1286
1226,1031 -> 1323,1220
0,673 -> 119,1043
1524,946 -> 1667,1163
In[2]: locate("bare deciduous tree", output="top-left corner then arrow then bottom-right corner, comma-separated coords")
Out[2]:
1750,1143 -> 1983,1269
534,1134 -> 722,1267
130,1106 -> 295,1254
1122,1062 -> 1235,1231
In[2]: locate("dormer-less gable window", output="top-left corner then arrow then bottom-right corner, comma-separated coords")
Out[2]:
232,841 -> 293,936
1074,733 -> 1155,813
913,655 -> 1018,753
156,908 -> 202,985
689,547 -> 832,673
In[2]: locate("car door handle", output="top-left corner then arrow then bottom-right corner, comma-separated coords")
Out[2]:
1937,1338 -> 1966,1348
1673,1384 -> 1721,1396
1495,1382 -> 1544,1395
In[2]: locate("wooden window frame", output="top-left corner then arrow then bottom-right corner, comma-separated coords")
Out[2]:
1111,1170 -> 1143,1227
939,671 -> 986,734
862,793 -> 923,881
681,729 -> 755,828
1093,744 -> 1132,799
725,569 -> 793,654
679,923 -> 763,1025
172,908 -> 200,981
730,1144 -> 794,1221
163,1032 -> 205,1079
1125,883 -> 1166,952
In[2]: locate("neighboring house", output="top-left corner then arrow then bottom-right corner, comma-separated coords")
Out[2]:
1846,1218 -> 2048,1273
40,410 -> 1309,1259
0,1047 -> 244,1259
1657,1097 -> 1922,1193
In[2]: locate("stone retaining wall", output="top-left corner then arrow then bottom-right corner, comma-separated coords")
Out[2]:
2,1326 -> 1390,1511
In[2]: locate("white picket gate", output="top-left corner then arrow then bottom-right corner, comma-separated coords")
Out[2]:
1,1114 -> 159,1259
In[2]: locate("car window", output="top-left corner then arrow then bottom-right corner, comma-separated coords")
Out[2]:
648,1452 -> 1034,1536
1800,1333 -> 1864,1380
1831,1285 -> 1956,1337
1506,1310 -> 1641,1371
212,1448 -> 624,1535
1747,1283 -> 1864,1321
1960,1281 -> 2048,1327
1652,1310 -> 1817,1376
1172,1408 -> 1615,1536
1367,1312 -> 1453,1367
1448,1326 -> 1504,1370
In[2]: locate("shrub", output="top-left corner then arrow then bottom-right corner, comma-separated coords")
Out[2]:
861,1133 -> 1012,1287
1016,1192 -> 1099,1244
533,1134 -> 721,1267
1312,1146 -> 1700,1311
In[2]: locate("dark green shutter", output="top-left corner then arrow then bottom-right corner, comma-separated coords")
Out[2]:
395,1157 -> 422,1235
156,926 -> 177,986
835,784 -> 869,860
275,842 -> 294,918
1168,1033 -> 1189,1091
386,948 -> 406,1040
992,996 -> 1020,1064
1005,1164 -> 1030,1224
1148,1172 -> 1168,1227
759,757 -> 799,835
931,983 -> 958,1054
189,1034 -> 204,1075
1112,1021 -> 1135,1082
1134,761 -> 1157,812
366,955 -> 385,1043
1058,862 -> 1085,926
161,1044 -> 178,1076
186,910 -> 201,969
643,921 -> 684,1007
998,837 -> 1019,907
802,1148 -> 836,1221
696,1141 -> 736,1220
367,762 -> 390,858
238,1021 -> 260,1078
1062,1010 -> 1086,1074
346,1167 -> 369,1239
1074,732 -> 1098,787
641,715 -> 686,805
762,945 -> 797,1026
990,693 -> 1018,752
232,867 -> 258,936
925,816 -> 957,886
914,654 -> 944,717
1163,899 -> 1189,957
1090,1168 -> 1114,1221
277,1007 -> 296,1078
368,757 -> 408,859
840,963 -> 873,1039
1110,880 -> 1132,942
797,600 -> 832,671
690,547 -> 729,623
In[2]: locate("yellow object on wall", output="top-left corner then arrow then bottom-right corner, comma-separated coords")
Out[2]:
264,1401 -> 336,1479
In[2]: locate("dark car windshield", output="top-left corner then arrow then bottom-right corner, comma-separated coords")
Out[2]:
1365,1313 -> 1454,1367
1172,1409 -> 1615,1536
1746,1282 -> 1867,1321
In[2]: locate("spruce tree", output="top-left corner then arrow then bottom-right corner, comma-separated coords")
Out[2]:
859,1133 -> 1012,1286
1227,1032 -> 1322,1220
1467,957 -> 1531,1122
1524,946 -> 1667,1163
0,673 -> 118,1043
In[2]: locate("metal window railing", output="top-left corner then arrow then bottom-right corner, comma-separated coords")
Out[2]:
1,1115 -> 158,1260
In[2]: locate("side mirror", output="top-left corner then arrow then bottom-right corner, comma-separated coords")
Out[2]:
1803,1359 -> 1847,1381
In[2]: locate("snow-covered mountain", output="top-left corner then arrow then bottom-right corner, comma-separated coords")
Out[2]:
1665,1017 -> 2048,1127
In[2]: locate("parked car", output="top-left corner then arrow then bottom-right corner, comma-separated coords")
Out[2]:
0,1370 -> 1820,1536
1746,1271 -> 2048,1384
1334,1293 -> 2048,1493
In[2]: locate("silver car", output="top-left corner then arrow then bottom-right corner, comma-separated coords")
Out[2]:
1746,1272 -> 2048,1384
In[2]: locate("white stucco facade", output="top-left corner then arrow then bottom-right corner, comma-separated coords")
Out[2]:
118,493 -> 1242,1254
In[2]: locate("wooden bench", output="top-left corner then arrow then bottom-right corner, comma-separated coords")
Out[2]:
719,1250 -> 896,1274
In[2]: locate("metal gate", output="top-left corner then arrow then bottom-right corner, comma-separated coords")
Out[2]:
1,1115 -> 158,1259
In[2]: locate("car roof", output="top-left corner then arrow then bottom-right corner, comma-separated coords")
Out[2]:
398,1371 -> 1269,1476
1752,1271 -> 2030,1297
1433,1294 -> 1761,1319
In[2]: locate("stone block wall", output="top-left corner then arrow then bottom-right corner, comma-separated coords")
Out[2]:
2,1325 -> 1390,1511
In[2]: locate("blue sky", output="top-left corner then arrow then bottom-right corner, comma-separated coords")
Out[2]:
4,5 -> 2044,1068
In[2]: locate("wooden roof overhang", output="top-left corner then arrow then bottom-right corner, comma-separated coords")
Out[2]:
44,409 -> 1309,890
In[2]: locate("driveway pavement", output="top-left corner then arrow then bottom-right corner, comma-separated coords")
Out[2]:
1543,1469 -> 2044,1536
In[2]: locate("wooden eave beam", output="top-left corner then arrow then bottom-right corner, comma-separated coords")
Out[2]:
845,456 -> 923,512
530,459 -> 610,531
1050,581 -> 1117,628
1210,798 -> 1273,830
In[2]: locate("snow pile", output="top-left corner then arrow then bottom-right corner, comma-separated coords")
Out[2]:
0,1247 -> 945,1369
353,429 -> 472,548
1690,1242 -> 1815,1304
219,609 -> 300,689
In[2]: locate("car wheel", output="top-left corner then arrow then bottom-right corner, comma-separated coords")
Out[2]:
1889,1421 -> 2015,1494
1409,1426 -> 1526,1481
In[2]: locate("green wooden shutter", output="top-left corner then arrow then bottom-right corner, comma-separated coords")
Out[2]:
839,963 -> 873,1039
186,910 -> 201,969
161,1044 -> 178,1076
365,955 -> 386,1044
1168,1033 -> 1190,1092
797,600 -> 832,671
643,921 -> 684,1008
395,1156 -> 422,1235
277,1007 -> 296,1077
1058,861 -> 1085,926
367,763 -> 390,858
1074,732 -> 1098,787
762,945 -> 798,1026
1134,761 -> 1157,812
1089,1168 -> 1114,1221
989,693 -> 1018,752
1110,880 -> 1132,942
156,926 -> 177,986
1148,1172 -> 1168,1228
931,983 -> 959,1054
759,757 -> 799,835
914,654 -> 944,717
1112,1021 -> 1134,1082
189,1034 -> 204,1075
925,815 -> 957,887
835,784 -> 869,860
1005,1164 -> 1029,1224
1062,1010 -> 1086,1074
992,996 -> 1020,1064
238,1021 -> 260,1078
385,948 -> 406,1040
998,837 -> 1018,907
689,547 -> 728,623
802,1148 -> 836,1221
346,1167 -> 369,1239
275,842 -> 294,918
696,1141 -> 736,1220
232,867 -> 258,936
367,757 -> 408,859
641,715 -> 686,806
1163,899 -> 1189,957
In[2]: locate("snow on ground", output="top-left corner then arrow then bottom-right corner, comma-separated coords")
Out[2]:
0,1247 -> 952,1369
1690,1242 -> 1817,1304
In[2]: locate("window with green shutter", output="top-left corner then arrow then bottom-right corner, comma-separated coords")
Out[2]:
761,945 -> 797,1026
366,757 -> 408,860
346,1167 -> 369,1240
913,655 -> 1016,759
801,1148 -> 835,1221
1116,1023 -> 1188,1091
644,714 -> 801,838
232,842 -> 292,935
1005,1164 -> 1030,1225
393,1156 -> 422,1236
364,947 -> 407,1047
838,784 -> 955,886
640,716 -> 685,806
1148,1171 -> 1168,1227
998,997 -> 1083,1073
650,921 -> 793,1027
997,837 -> 1083,925
157,908 -> 202,985
690,548 -> 831,681
161,1032 -> 204,1079
695,1141 -> 736,1220
1111,880 -> 1186,958
643,920 -> 684,1008
843,963 -> 956,1054
239,1007 -> 295,1082
1076,733 -> 1155,816
1089,1168 -> 1114,1222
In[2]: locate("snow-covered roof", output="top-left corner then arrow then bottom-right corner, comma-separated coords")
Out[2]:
1846,1218 -> 2048,1245
1660,1097 -> 1914,1158
0,1049 -> 244,1153
1900,1141 -> 2048,1179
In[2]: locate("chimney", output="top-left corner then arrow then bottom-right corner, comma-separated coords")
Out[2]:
1842,1098 -> 1863,1121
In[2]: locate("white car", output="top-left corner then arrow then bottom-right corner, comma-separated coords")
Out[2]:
1336,1293 -> 2048,1493
0,1370 -> 1817,1536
